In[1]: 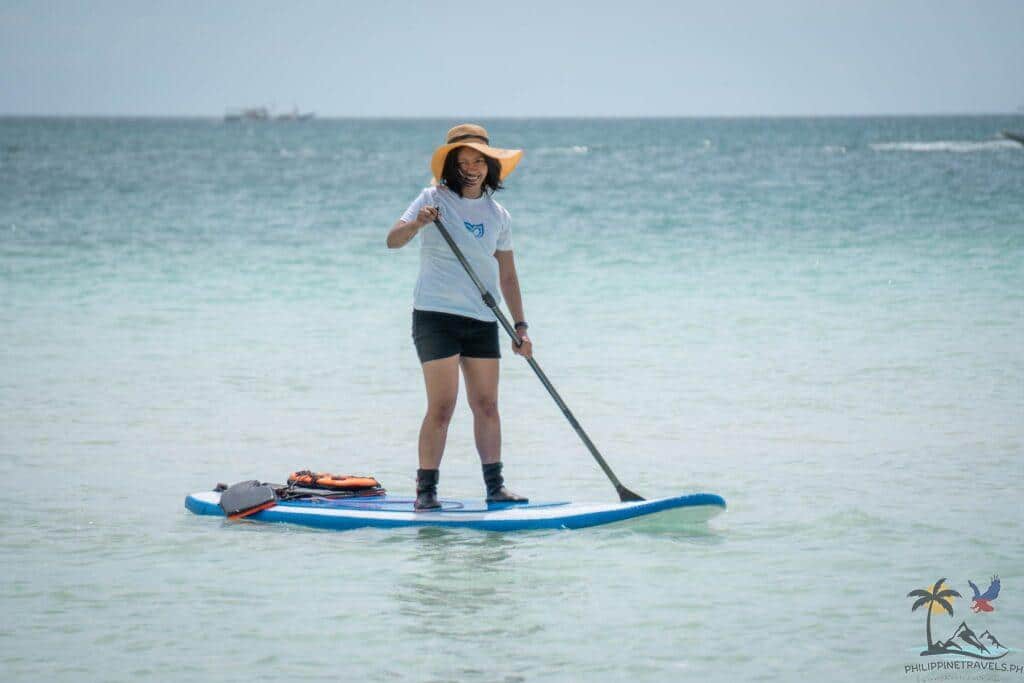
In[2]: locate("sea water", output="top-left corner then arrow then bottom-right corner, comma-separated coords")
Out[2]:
1,116 -> 1022,682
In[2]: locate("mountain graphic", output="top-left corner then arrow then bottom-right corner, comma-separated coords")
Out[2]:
928,621 -> 1010,660
940,622 -> 988,653
981,631 -> 1004,650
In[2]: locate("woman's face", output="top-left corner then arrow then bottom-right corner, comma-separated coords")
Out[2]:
456,147 -> 488,194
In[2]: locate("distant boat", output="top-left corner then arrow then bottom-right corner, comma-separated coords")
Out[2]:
224,107 -> 269,122
276,107 -> 315,121
1001,131 -> 1024,146
224,106 -> 314,122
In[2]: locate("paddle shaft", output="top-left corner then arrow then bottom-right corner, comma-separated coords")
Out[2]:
431,217 -> 643,502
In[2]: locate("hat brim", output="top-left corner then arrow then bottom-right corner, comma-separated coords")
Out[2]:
430,142 -> 523,182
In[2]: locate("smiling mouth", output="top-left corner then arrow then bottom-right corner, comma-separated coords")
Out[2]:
459,171 -> 482,184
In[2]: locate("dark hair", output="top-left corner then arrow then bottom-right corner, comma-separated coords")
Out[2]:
440,147 -> 504,197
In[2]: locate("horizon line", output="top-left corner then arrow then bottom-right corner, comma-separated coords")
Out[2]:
2,111 -> 1023,120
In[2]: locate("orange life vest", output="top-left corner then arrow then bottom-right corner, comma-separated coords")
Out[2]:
287,471 -> 382,491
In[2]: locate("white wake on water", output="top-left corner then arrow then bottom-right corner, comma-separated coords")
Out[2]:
870,140 -> 1019,153
532,145 -> 590,156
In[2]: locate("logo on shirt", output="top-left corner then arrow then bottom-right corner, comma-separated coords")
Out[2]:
463,221 -> 485,238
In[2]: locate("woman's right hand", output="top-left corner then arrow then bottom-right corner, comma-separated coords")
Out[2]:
414,205 -> 439,227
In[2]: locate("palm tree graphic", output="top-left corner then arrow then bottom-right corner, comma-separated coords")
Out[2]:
908,578 -> 962,652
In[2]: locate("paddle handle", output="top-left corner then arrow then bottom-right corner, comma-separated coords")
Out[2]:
431,218 -> 643,502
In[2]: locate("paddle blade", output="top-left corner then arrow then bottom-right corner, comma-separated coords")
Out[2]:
617,486 -> 645,502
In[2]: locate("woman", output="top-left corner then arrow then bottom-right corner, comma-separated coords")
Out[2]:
387,124 -> 531,511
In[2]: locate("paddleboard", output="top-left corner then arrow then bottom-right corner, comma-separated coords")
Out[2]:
184,490 -> 726,531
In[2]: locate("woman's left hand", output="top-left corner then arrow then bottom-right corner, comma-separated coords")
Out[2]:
513,332 -> 532,358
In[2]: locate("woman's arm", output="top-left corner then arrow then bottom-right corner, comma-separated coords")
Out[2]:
386,205 -> 438,249
496,249 -> 532,357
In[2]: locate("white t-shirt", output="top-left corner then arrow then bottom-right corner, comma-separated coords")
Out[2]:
400,185 -> 513,322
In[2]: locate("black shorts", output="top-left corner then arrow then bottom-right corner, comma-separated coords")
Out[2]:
412,309 -> 501,363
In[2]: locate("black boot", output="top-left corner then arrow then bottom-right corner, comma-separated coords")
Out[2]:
415,468 -> 441,511
482,462 -> 528,503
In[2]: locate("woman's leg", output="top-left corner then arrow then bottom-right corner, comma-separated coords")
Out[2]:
460,356 -> 501,465
418,354 -> 461,469
463,356 -> 527,502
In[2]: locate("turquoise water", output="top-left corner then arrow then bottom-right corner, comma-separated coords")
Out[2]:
1,116 -> 1022,681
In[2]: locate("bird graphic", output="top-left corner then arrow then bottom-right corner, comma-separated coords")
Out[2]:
968,576 -> 1000,613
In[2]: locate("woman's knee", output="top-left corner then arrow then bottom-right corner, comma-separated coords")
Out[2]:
469,396 -> 499,420
426,399 -> 457,427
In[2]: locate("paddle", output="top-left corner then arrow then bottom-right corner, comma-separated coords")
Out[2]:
431,216 -> 645,502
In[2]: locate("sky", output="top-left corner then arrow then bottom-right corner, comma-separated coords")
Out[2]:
1,0 -> 1022,117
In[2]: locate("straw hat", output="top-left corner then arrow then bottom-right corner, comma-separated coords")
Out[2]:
430,124 -> 523,182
